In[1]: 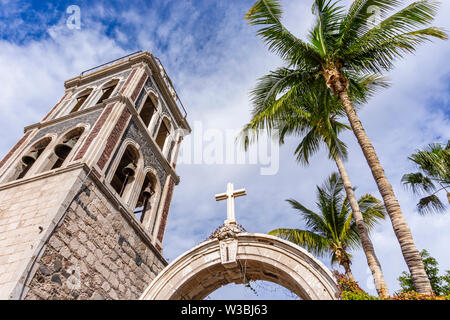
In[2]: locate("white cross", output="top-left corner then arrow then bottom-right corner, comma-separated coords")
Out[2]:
215,182 -> 246,225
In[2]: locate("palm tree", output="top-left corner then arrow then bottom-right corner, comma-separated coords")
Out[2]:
269,173 -> 386,281
240,80 -> 390,297
402,141 -> 450,214
246,0 -> 447,294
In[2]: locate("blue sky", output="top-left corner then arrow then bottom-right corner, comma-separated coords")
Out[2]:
0,0 -> 449,299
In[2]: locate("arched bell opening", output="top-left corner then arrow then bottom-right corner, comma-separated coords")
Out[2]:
134,173 -> 157,223
14,138 -> 52,181
51,127 -> 85,170
110,145 -> 140,199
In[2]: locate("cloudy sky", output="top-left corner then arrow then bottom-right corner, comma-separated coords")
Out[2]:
0,0 -> 449,299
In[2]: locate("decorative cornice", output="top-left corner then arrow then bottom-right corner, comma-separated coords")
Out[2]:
23,98 -> 116,133
64,51 -> 191,133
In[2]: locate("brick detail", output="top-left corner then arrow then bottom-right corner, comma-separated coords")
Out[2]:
96,108 -> 131,170
120,69 -> 137,94
157,179 -> 175,243
0,131 -> 31,169
74,104 -> 114,161
91,167 -> 101,179
23,183 -> 165,300
42,92 -> 69,121
130,73 -> 148,102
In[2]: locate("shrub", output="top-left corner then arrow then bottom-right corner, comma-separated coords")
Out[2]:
333,271 -> 450,300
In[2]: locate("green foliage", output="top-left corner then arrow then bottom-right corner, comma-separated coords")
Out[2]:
269,173 -> 385,268
334,272 -> 379,300
391,291 -> 450,300
335,271 -> 450,300
397,249 -> 450,295
402,142 -> 450,214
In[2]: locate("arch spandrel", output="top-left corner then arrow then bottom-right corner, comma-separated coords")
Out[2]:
140,233 -> 339,300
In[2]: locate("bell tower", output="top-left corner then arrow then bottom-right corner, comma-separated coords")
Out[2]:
0,51 -> 190,300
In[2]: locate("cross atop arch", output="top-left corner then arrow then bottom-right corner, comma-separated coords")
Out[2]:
215,182 -> 246,225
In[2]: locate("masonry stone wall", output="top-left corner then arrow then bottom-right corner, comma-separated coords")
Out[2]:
0,168 -> 82,299
23,176 -> 166,300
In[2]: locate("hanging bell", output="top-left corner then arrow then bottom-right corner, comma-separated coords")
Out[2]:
142,186 -> 154,199
122,162 -> 137,177
21,150 -> 39,166
54,138 -> 77,159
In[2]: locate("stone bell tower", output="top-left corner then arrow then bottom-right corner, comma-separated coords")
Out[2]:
0,51 -> 191,300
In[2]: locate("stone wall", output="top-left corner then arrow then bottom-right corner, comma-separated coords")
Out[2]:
23,176 -> 166,300
0,168 -> 82,299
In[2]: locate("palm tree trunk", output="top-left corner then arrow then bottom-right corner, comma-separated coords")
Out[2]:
342,261 -> 355,282
324,69 -> 432,294
334,154 -> 390,298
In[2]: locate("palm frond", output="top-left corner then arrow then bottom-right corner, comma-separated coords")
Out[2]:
417,194 -> 446,214
246,0 -> 321,66
354,1 -> 445,48
408,142 -> 449,182
345,27 -> 447,73
339,0 -> 402,49
345,72 -> 391,105
268,228 -> 332,257
357,193 -> 386,229
401,172 -> 437,194
310,0 -> 346,56
286,198 -> 330,235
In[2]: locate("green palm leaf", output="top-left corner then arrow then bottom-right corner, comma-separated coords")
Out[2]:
270,174 -> 385,268
268,228 -> 332,258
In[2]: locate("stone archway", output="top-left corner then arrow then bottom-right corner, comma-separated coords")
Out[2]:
140,232 -> 339,300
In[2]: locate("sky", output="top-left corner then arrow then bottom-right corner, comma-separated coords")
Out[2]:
0,0 -> 449,300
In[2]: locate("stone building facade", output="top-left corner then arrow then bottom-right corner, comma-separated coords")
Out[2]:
0,51 -> 191,299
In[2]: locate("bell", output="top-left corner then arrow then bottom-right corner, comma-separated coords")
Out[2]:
21,150 -> 38,166
122,162 -> 136,177
55,138 -> 77,159
142,186 -> 153,199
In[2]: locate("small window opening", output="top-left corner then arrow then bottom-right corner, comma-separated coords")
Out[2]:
97,80 -> 118,104
71,89 -> 92,113
134,175 -> 155,223
139,96 -> 156,128
155,119 -> 170,150
111,147 -> 138,197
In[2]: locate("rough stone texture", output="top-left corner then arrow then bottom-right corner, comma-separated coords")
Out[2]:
23,180 -> 166,300
0,168 -> 82,299
0,53 -> 188,300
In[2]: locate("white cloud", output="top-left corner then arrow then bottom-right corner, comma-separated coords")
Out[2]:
0,0 -> 448,299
